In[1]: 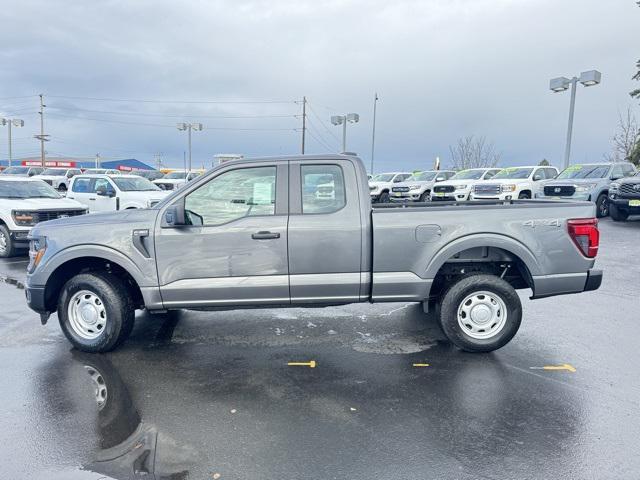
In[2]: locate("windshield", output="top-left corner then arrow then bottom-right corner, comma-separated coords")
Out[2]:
41,168 -> 67,176
371,173 -> 394,182
557,164 -> 609,179
1,167 -> 30,175
409,171 -> 437,181
492,167 -> 533,179
164,171 -> 187,179
0,180 -> 61,199
451,169 -> 486,180
136,170 -> 164,180
113,177 -> 160,192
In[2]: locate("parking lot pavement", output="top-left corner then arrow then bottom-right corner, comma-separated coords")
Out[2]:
0,218 -> 638,479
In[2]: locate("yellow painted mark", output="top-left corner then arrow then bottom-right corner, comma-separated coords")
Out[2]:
412,363 -> 430,367
287,360 -> 316,368
530,363 -> 576,372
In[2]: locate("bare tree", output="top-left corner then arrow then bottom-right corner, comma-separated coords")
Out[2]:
449,135 -> 501,170
604,107 -> 640,166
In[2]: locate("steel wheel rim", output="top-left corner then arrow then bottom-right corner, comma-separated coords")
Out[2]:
457,290 -> 508,340
599,197 -> 608,216
84,366 -> 108,410
0,231 -> 7,254
68,290 -> 107,340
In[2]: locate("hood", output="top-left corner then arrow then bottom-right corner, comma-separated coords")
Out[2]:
394,180 -> 433,188
154,178 -> 185,184
120,190 -> 170,201
620,176 -> 640,185
34,175 -> 65,181
30,208 -> 158,237
368,181 -> 391,188
544,178 -> 604,186
437,179 -> 474,187
478,178 -> 530,185
2,197 -> 84,210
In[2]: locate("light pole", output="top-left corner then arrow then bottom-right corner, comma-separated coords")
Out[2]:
177,122 -> 203,173
0,118 -> 24,167
331,113 -> 359,152
549,70 -> 601,169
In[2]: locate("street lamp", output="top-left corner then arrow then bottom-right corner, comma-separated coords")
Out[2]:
0,118 -> 24,167
331,113 -> 359,152
549,70 -> 602,169
177,122 -> 203,173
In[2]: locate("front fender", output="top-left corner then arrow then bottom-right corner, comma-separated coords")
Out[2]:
423,233 -> 542,279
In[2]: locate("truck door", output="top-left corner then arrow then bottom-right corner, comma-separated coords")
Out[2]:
288,159 -> 364,304
154,162 -> 289,308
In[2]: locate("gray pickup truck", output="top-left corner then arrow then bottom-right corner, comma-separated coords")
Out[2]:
25,154 -> 602,354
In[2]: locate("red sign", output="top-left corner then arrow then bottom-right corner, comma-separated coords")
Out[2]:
22,160 -> 76,167
117,165 -> 143,172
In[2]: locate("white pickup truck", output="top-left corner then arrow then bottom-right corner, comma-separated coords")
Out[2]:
0,176 -> 86,257
67,174 -> 170,212
470,166 -> 559,201
33,167 -> 83,192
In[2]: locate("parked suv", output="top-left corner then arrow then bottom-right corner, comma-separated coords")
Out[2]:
609,172 -> 640,221
369,172 -> 412,203
153,171 -> 202,191
0,166 -> 45,177
68,174 -> 170,212
34,167 -> 83,191
538,162 -> 636,218
471,166 -> 558,200
0,176 -> 86,257
431,168 -> 502,201
390,170 -> 456,202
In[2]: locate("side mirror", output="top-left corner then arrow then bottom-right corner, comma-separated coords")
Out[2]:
165,202 -> 186,226
95,186 -> 108,196
610,175 -> 622,181
533,174 -> 543,181
436,176 -> 445,182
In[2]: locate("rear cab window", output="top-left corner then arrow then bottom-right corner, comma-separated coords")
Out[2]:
301,165 -> 346,214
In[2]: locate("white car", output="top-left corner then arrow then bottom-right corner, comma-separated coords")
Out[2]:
33,167 -> 83,192
431,168 -> 502,201
390,170 -> 456,203
153,171 -> 202,191
67,174 -> 170,212
0,166 -> 45,177
82,168 -> 122,175
0,176 -> 86,257
369,172 -> 412,203
470,166 -> 559,201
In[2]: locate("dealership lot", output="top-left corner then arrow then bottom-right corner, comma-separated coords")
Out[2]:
0,217 -> 638,479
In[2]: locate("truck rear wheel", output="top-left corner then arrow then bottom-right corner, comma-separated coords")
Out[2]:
439,274 -> 522,352
595,193 -> 609,218
609,204 -> 629,222
57,272 -> 135,353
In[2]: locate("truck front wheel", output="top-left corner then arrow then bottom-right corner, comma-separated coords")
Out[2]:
57,272 -> 135,353
439,274 -> 522,352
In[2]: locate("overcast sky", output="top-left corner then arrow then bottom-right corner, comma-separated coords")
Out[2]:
0,0 -> 638,171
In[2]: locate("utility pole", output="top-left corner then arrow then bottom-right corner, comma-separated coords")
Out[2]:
301,96 -> 307,154
563,77 -> 578,170
1,118 -> 24,167
35,94 -> 49,167
370,93 -> 379,173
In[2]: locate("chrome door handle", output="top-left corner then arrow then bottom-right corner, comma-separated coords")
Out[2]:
251,231 -> 280,240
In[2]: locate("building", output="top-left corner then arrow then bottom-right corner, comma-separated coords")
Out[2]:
0,157 -> 156,171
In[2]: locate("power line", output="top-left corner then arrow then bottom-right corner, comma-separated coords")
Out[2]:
47,105 -> 299,119
0,95 -> 37,101
305,117 -> 337,150
307,102 -> 340,142
46,94 -> 297,104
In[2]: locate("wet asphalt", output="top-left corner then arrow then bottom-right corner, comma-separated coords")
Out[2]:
0,217 -> 638,480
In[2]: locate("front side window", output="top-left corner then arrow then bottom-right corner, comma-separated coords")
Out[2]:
93,178 -> 115,195
184,166 -> 276,226
72,178 -> 92,193
301,164 -> 346,214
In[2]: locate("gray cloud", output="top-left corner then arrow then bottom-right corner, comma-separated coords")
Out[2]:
0,0 -> 638,171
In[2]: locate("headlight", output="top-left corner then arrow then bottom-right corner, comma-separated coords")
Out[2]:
575,183 -> 597,193
610,182 -> 620,192
27,236 -> 47,273
501,184 -> 517,192
455,184 -> 468,190
409,185 -> 421,191
12,210 -> 36,226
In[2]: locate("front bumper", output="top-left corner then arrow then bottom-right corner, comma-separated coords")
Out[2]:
537,193 -> 591,201
609,196 -> 640,211
9,229 -> 31,248
431,191 -> 470,201
470,192 -> 513,201
25,285 -> 48,315
389,192 -> 422,202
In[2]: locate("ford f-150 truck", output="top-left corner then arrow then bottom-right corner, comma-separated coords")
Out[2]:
24,154 -> 602,354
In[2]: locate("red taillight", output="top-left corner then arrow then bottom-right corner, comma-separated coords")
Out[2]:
567,218 -> 599,258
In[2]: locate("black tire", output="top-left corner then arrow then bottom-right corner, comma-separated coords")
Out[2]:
58,184 -> 67,192
609,203 -> 629,222
595,193 -> 609,218
439,274 -> 522,353
379,191 -> 390,203
0,224 -> 17,258
58,272 -> 135,353
518,191 -> 531,199
419,191 -> 430,202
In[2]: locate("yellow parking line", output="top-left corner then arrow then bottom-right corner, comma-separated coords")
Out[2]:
530,363 -> 576,372
287,360 -> 316,368
412,363 -> 430,367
